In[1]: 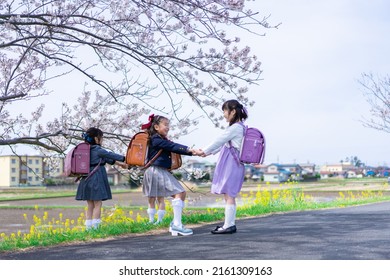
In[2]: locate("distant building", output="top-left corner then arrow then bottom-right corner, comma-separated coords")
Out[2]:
300,163 -> 316,176
0,155 -> 64,187
106,165 -> 132,186
263,163 -> 303,183
319,163 -> 356,179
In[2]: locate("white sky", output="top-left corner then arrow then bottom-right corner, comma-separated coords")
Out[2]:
183,0 -> 390,167
2,0 -> 389,167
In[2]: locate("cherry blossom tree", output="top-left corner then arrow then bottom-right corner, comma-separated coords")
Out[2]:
359,73 -> 390,134
0,0 -> 276,155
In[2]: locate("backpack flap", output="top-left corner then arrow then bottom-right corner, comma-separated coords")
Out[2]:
64,143 -> 90,177
239,127 -> 266,164
126,132 -> 149,166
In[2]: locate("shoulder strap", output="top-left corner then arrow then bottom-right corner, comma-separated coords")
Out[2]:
75,158 -> 102,182
228,141 -> 242,166
143,149 -> 163,169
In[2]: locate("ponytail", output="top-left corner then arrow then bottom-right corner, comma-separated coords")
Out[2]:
222,100 -> 248,126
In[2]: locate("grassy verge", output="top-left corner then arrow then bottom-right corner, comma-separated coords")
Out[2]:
0,188 -> 133,201
1,187 -> 390,252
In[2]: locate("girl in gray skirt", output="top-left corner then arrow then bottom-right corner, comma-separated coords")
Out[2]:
76,127 -> 128,229
141,114 -> 201,236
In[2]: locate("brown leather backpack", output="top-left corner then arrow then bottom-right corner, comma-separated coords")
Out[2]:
125,131 -> 182,170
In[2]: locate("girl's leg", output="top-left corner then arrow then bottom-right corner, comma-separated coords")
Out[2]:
147,197 -> 157,223
170,192 -> 192,236
85,200 -> 94,229
223,194 -> 237,229
171,193 -> 184,227
92,200 -> 102,229
156,197 -> 166,223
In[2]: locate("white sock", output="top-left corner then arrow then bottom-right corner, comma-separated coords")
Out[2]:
156,209 -> 166,222
92,218 -> 101,229
223,204 -> 236,229
172,198 -> 183,228
85,219 -> 92,229
147,208 -> 156,222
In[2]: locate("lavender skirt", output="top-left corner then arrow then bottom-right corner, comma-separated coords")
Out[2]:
211,145 -> 245,198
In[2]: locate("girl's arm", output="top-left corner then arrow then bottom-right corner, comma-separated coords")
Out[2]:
96,147 -> 126,164
202,123 -> 242,155
151,136 -> 192,156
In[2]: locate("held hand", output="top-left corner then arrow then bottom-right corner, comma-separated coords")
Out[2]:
192,149 -> 206,157
116,162 -> 129,169
198,149 -> 207,157
189,148 -> 201,156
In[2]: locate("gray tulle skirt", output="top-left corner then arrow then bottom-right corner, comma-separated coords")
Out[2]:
142,166 -> 185,197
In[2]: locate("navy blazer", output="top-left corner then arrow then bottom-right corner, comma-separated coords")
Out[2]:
90,145 -> 125,168
148,134 -> 192,169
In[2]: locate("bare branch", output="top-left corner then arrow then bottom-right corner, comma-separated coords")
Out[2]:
359,72 -> 390,133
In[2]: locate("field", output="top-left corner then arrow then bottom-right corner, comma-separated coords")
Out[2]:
0,178 -> 389,251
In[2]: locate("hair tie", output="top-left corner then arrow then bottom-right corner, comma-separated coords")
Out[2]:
82,132 -> 93,143
141,114 -> 155,130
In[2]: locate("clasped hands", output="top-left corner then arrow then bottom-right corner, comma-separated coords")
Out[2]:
188,148 -> 207,157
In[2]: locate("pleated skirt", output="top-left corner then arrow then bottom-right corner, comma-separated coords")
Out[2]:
142,166 -> 185,197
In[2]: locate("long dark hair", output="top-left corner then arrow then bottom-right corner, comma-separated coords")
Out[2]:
83,127 -> 103,145
222,99 -> 248,126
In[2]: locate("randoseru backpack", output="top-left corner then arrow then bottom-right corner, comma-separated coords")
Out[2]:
230,124 -> 266,164
125,131 -> 182,170
240,126 -> 266,164
64,142 -> 101,180
64,143 -> 90,177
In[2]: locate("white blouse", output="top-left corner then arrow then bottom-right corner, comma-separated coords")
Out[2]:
202,123 -> 244,155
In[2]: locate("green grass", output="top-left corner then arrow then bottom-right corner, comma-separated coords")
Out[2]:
0,188 -> 133,201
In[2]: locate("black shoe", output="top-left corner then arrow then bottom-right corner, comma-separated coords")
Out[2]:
211,225 -> 223,233
211,225 -> 237,234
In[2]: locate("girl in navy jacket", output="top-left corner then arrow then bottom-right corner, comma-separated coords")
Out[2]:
141,114 -> 201,236
76,127 -> 127,229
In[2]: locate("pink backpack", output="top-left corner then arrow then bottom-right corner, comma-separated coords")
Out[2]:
239,126 -> 266,164
64,143 -> 91,177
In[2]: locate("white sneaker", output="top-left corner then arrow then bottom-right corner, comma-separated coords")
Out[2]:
169,222 -> 173,232
170,224 -> 193,236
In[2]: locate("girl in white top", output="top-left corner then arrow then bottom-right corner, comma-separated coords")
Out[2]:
200,99 -> 248,234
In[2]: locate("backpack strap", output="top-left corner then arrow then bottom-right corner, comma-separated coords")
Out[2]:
228,141 -> 242,166
228,122 -> 246,165
75,159 -> 102,182
143,149 -> 163,169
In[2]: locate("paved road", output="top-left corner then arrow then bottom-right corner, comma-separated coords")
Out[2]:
1,201 -> 390,260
